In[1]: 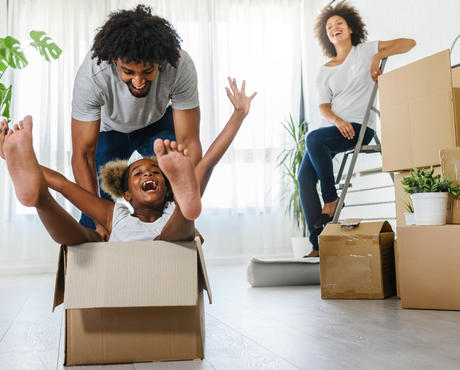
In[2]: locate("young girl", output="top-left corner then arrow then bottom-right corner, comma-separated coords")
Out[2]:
0,78 -> 256,245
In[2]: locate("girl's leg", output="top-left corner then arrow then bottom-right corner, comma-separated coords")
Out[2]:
298,152 -> 322,255
3,117 -> 102,245
154,138 -> 200,241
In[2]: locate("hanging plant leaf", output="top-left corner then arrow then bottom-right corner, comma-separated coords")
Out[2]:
0,83 -> 12,123
0,36 -> 28,69
29,31 -> 62,62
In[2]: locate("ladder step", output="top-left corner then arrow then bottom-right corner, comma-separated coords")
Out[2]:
340,200 -> 395,208
339,184 -> 394,193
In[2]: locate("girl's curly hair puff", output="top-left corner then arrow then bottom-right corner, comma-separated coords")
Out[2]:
314,1 -> 367,58
91,4 -> 182,66
99,157 -> 173,202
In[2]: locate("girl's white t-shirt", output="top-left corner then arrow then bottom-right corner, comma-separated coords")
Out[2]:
316,41 -> 379,130
109,201 -> 175,242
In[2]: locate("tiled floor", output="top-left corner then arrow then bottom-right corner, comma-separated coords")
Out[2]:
1,266 -> 460,369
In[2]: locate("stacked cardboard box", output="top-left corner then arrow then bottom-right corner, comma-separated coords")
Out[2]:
53,239 -> 212,366
379,52 -> 460,309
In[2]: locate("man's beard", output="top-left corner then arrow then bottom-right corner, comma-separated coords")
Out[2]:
127,81 -> 152,98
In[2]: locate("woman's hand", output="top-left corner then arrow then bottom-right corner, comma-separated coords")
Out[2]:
225,77 -> 257,118
370,54 -> 382,82
335,119 -> 355,140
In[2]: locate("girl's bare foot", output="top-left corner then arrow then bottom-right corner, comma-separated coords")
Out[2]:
3,116 -> 48,207
154,138 -> 201,220
0,119 -> 9,159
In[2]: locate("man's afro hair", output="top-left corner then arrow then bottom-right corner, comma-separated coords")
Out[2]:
91,4 -> 182,67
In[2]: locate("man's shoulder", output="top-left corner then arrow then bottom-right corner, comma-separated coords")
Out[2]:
78,51 -> 116,81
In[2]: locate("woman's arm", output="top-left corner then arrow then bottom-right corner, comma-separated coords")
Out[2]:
319,103 -> 355,140
371,38 -> 416,81
40,165 -> 114,232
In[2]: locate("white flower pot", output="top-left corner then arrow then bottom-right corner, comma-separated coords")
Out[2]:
291,237 -> 310,258
403,212 -> 416,225
411,192 -> 448,226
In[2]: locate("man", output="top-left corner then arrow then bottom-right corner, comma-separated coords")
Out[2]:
71,5 -> 201,239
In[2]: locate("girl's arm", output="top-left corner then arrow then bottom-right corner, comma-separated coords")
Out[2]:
40,165 -> 114,232
194,77 -> 256,195
371,38 -> 416,81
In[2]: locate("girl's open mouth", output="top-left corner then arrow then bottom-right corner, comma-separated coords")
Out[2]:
141,180 -> 158,192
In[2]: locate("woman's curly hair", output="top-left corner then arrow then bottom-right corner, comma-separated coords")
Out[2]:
314,1 -> 367,58
91,4 -> 182,66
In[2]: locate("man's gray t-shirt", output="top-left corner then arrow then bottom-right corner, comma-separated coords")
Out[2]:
71,49 -> 199,133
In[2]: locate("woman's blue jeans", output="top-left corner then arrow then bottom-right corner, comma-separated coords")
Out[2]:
79,106 -> 176,229
297,123 -> 374,251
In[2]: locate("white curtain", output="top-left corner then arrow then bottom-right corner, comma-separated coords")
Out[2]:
0,0 -> 302,271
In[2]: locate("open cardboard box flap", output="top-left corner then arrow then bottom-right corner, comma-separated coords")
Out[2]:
53,238 -> 211,311
320,220 -> 392,241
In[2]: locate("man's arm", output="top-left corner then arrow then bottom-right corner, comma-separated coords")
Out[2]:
71,118 -> 100,195
172,107 -> 202,166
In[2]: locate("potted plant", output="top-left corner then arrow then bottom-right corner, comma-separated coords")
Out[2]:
0,31 -> 62,124
277,114 -> 309,256
403,198 -> 415,225
401,167 -> 460,225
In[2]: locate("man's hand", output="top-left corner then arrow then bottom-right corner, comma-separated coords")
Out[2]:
335,119 -> 355,140
96,223 -> 110,241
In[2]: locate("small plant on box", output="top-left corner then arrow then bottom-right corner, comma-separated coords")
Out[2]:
401,167 -> 460,195
403,198 -> 414,213
401,167 -> 460,226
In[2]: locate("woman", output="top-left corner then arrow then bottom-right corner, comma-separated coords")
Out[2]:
298,1 -> 415,257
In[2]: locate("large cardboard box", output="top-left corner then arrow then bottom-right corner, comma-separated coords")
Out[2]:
319,221 -> 395,299
440,147 -> 460,223
53,239 -> 212,366
394,240 -> 400,299
393,167 -> 442,227
379,50 -> 460,172
398,225 -> 460,310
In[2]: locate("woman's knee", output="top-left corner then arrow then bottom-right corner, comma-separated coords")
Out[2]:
306,130 -> 322,154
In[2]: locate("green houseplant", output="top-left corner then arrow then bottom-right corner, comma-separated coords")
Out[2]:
277,114 -> 308,255
0,31 -> 62,125
401,167 -> 460,225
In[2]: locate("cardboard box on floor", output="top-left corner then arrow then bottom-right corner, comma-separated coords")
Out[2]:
379,50 -> 460,172
398,225 -> 460,310
53,239 -> 212,366
440,148 -> 460,223
319,220 -> 395,299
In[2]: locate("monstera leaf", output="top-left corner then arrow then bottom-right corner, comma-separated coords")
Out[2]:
29,31 -> 62,62
0,36 -> 28,70
0,83 -> 12,123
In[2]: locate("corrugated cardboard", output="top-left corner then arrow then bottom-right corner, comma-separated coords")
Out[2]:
53,239 -> 212,366
394,240 -> 400,299
393,167 -> 442,227
398,225 -> 460,310
319,221 -> 395,299
453,65 -> 460,87
379,50 -> 460,172
440,148 -> 460,223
